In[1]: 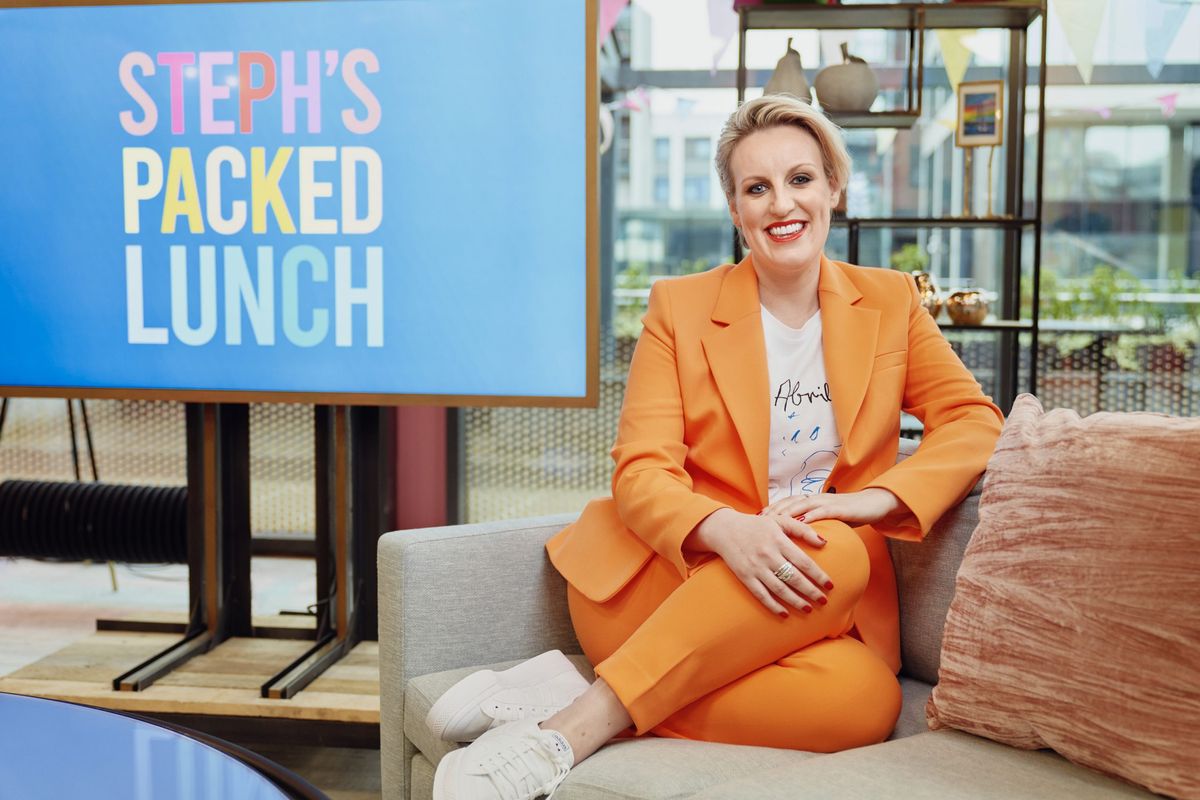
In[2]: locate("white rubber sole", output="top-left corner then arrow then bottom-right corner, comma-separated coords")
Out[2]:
427,668 -> 507,741
425,650 -> 580,742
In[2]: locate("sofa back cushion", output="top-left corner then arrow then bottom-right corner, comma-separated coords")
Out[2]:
887,470 -> 982,686
926,394 -> 1200,799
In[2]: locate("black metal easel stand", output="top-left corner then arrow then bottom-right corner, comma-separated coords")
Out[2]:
260,405 -> 393,699
79,400 -> 390,696
112,403 -> 252,691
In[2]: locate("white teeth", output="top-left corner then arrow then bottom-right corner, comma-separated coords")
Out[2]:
768,222 -> 804,236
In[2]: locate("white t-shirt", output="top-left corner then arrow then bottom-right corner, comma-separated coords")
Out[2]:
761,306 -> 842,505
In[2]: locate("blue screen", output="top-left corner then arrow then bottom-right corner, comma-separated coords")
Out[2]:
0,0 -> 591,401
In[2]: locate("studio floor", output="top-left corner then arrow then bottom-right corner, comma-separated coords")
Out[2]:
0,555 -> 382,800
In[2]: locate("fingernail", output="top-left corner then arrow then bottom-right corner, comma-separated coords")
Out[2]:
824,581 -> 835,590
817,596 -> 828,606
797,515 -> 807,522
802,605 -> 813,613
817,535 -> 827,544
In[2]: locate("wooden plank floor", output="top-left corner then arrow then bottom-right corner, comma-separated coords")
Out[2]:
0,559 -> 381,798
0,628 -> 379,723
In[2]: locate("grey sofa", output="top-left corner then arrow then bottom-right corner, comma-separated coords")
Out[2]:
378,445 -> 1155,800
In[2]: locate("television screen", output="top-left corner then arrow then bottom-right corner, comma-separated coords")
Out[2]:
0,0 -> 596,405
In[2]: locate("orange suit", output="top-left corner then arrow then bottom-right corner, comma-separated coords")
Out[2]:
547,254 -> 1003,751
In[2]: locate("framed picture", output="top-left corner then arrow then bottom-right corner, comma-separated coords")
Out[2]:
956,80 -> 1004,148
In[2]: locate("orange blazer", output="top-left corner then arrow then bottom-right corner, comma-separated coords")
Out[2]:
547,254 -> 1004,673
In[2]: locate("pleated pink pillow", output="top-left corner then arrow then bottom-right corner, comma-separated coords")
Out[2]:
927,394 -> 1200,799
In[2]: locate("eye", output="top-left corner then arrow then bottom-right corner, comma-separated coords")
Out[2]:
791,174 -> 812,185
747,183 -> 767,195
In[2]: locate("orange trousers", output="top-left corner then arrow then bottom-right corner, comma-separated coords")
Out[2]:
567,520 -> 902,752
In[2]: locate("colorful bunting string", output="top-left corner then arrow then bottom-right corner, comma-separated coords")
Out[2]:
1085,92 -> 1186,120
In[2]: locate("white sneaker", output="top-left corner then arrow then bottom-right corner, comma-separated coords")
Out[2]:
426,650 -> 589,742
432,720 -> 574,800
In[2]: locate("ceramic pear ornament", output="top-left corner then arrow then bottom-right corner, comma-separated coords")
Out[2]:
814,42 -> 879,112
946,290 -> 989,326
764,38 -> 812,103
912,271 -> 943,319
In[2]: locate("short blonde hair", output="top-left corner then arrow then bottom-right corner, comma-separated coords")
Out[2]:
715,95 -> 851,200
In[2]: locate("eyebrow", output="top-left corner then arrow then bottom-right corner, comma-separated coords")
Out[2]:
739,163 -> 819,186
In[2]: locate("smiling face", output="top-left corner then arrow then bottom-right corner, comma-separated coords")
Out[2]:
727,124 -> 840,276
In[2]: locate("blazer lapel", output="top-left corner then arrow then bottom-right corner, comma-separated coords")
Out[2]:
819,255 -> 879,467
702,257 -> 770,504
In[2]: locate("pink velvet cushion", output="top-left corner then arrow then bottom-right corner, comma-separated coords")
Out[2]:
927,394 -> 1200,799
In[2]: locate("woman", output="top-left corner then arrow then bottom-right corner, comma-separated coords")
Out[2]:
428,95 -> 1004,800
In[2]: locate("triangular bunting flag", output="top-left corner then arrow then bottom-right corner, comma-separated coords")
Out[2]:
1144,0 -> 1190,79
599,0 -> 630,44
936,29 -> 974,93
707,0 -> 739,74
1053,0 -> 1108,84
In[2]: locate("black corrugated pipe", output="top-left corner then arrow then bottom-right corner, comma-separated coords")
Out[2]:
0,480 -> 187,563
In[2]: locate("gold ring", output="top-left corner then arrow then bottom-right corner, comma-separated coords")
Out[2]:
773,561 -> 797,582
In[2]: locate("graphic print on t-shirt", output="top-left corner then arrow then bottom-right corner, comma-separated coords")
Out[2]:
762,308 -> 842,504
786,448 -> 838,495
773,380 -> 832,414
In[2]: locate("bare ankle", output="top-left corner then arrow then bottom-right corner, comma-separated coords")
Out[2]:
539,678 -> 633,764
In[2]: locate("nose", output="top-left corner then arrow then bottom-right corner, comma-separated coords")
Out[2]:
769,185 -> 795,217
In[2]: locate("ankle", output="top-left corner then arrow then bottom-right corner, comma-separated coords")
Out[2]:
539,680 -> 633,765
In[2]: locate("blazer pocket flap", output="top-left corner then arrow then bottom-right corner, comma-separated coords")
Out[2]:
873,350 -> 908,370
546,498 -> 655,603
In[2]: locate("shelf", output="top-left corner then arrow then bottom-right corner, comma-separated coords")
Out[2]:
739,0 -> 1048,409
833,216 -> 1039,229
743,2 -> 1043,32
937,319 -> 1032,331
829,111 -> 920,129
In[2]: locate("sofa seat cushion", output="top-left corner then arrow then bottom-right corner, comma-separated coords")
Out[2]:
689,730 -> 1156,799
409,740 -> 811,800
408,659 -> 933,762
407,660 -> 935,799
407,656 -> 813,799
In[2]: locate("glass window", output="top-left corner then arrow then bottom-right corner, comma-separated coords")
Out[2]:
462,0 -> 1200,525
653,175 -> 670,206
654,136 -> 670,164
684,137 -> 710,163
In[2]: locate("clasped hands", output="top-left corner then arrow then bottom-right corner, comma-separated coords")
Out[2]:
688,488 -> 903,617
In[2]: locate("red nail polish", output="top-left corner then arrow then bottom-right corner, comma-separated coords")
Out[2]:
797,515 -> 807,522
802,605 -> 813,613
817,535 -> 827,544
778,610 -> 789,619
817,596 -> 828,606
824,581 -> 835,590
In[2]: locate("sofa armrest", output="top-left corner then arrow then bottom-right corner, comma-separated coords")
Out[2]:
377,512 -> 581,800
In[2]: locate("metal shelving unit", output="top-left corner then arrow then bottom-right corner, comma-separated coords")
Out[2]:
736,1 -> 1049,411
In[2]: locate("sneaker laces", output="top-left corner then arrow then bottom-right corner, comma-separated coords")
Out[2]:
485,700 -> 559,723
477,734 -> 571,800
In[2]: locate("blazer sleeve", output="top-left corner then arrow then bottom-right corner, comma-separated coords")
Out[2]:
864,274 -> 1004,540
610,280 -> 728,578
